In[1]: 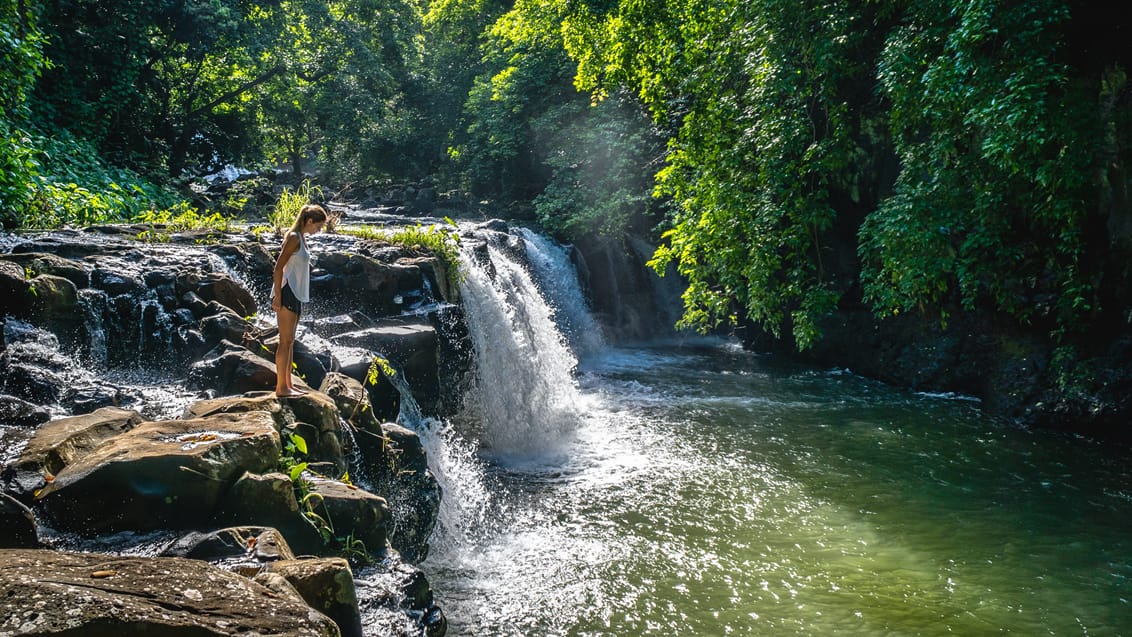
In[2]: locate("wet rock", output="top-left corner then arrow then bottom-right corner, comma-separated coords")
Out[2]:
36,412 -> 280,533
23,274 -> 81,341
161,526 -> 296,563
0,252 -> 89,289
332,321 -> 441,414
269,557 -> 363,637
199,306 -> 252,351
0,549 -> 341,636
399,255 -> 456,303
90,263 -> 145,297
62,383 -> 123,414
4,407 -> 142,499
189,340 -> 279,395
311,311 -> 377,338
305,476 -> 389,557
0,394 -> 49,428
211,471 -> 325,556
2,362 -> 64,404
0,493 -> 37,548
196,272 -> 257,317
356,558 -> 447,637
378,422 -> 440,563
181,289 -> 211,317
313,252 -> 424,316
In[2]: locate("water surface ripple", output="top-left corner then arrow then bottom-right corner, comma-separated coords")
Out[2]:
428,342 -> 1132,636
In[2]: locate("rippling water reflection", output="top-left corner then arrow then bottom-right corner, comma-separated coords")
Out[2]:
427,342 -> 1132,636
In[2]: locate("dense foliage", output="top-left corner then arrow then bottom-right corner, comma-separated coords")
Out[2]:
3,0 -> 1130,353
555,0 -> 1130,347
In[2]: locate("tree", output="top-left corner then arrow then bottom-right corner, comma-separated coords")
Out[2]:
0,0 -> 47,226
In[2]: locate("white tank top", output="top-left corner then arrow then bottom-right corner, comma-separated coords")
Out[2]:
280,231 -> 311,302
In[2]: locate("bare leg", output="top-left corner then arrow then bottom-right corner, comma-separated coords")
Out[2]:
275,307 -> 303,396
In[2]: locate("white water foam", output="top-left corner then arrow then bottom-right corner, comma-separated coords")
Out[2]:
457,238 -> 584,466
517,228 -> 607,358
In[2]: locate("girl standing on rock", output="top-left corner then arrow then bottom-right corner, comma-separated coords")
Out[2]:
271,203 -> 327,397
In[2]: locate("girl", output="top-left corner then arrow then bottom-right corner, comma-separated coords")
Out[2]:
271,203 -> 327,397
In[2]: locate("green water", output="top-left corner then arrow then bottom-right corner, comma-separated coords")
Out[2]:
427,343 -> 1132,636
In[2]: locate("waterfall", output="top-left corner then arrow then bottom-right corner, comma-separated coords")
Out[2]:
382,359 -> 490,547
516,228 -> 606,358
456,233 -> 585,465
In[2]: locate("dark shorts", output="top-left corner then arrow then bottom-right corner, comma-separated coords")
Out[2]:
279,283 -> 302,317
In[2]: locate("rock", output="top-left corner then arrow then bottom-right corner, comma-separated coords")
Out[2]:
378,423 -> 440,563
319,372 -> 382,435
356,559 -> 447,637
62,383 -> 123,414
4,407 -> 142,499
195,272 -> 257,317
0,493 -> 37,548
399,255 -> 456,303
305,476 -> 389,557
160,526 -> 296,563
211,471 -> 325,556
269,557 -> 363,637
332,321 -> 441,414
0,549 -> 341,636
189,340 -> 280,395
312,252 -> 424,316
90,264 -> 145,297
0,394 -> 49,428
0,252 -> 89,289
333,347 -> 400,422
311,311 -> 377,338
253,570 -> 310,606
184,392 -> 344,469
36,412 -> 280,533
199,307 -> 252,351
252,333 -> 333,391
2,362 -> 63,404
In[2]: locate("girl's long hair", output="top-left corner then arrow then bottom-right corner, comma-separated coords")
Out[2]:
289,204 -> 328,234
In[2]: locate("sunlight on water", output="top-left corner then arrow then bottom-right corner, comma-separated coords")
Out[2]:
427,342 -> 1132,636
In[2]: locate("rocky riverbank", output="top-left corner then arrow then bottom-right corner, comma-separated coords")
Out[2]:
0,223 -> 463,636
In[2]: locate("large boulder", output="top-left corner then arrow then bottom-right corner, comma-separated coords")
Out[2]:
189,340 -> 282,395
185,391 -> 346,476
210,471 -> 325,556
269,557 -> 362,637
0,549 -> 341,636
332,320 -> 441,414
312,252 -> 423,316
35,412 -> 280,533
3,407 -> 143,499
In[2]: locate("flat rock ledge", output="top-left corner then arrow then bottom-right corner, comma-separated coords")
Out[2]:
0,549 -> 340,637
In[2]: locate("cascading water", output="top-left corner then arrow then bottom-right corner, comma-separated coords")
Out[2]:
516,228 -> 606,358
455,231 -> 585,464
